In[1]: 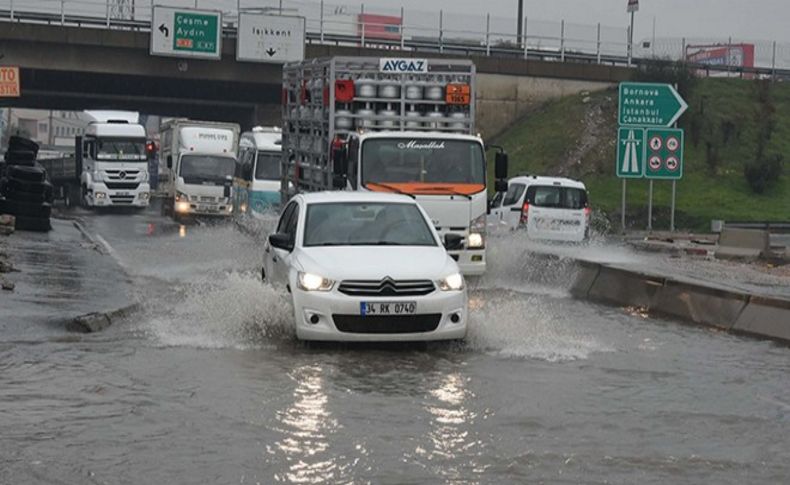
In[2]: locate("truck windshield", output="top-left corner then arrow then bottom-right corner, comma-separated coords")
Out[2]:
361,138 -> 486,195
180,155 -> 236,184
96,138 -> 146,161
303,202 -> 437,247
255,151 -> 280,181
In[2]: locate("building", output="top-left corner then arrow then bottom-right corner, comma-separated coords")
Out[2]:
2,108 -> 92,148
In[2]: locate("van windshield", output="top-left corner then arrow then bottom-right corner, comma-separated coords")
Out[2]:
526,186 -> 588,210
255,151 -> 280,181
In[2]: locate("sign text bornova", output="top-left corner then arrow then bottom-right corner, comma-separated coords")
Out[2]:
150,6 -> 222,60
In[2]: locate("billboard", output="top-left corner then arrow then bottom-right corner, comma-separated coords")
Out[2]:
686,43 -> 755,70
358,14 -> 401,41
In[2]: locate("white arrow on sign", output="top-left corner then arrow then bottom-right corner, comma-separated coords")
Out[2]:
666,87 -> 688,127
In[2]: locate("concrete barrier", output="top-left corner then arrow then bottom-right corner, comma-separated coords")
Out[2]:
570,259 -> 790,344
715,227 -> 769,260
587,265 -> 664,309
652,280 -> 748,330
733,297 -> 790,341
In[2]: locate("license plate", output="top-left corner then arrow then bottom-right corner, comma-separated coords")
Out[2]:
198,205 -> 218,212
360,301 -> 417,316
116,192 -> 130,196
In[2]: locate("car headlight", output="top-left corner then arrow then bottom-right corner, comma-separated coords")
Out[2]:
468,232 -> 484,248
438,272 -> 464,291
176,191 -> 189,202
297,271 -> 334,292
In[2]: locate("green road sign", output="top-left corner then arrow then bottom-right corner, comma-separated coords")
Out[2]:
151,6 -> 222,60
616,127 -> 645,178
619,82 -> 688,127
645,128 -> 684,179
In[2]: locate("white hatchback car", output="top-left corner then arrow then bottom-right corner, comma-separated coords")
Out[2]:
263,192 -> 468,342
489,175 -> 591,242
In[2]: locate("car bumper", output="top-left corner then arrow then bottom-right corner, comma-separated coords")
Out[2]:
91,183 -> 150,207
291,287 -> 468,342
450,248 -> 486,276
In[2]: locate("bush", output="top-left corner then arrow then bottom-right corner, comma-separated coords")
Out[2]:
744,153 -> 783,194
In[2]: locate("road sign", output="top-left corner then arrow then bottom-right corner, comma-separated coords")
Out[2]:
644,128 -> 684,179
150,6 -> 222,60
617,127 -> 645,178
618,82 -> 688,127
237,14 -> 305,63
0,66 -> 20,98
627,0 -> 639,13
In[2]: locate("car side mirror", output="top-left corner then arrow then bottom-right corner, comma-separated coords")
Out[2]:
269,233 -> 294,252
444,233 -> 464,251
495,152 -> 508,180
167,155 -> 173,169
332,148 -> 348,189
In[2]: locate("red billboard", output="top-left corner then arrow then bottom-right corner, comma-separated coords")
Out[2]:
686,43 -> 755,70
358,14 -> 401,41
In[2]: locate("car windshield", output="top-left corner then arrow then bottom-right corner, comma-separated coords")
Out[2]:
527,186 -> 589,210
180,155 -> 236,184
361,138 -> 485,193
303,202 -> 437,247
96,138 -> 146,161
255,151 -> 280,181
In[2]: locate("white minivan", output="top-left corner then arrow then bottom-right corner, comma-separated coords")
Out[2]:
489,175 -> 591,242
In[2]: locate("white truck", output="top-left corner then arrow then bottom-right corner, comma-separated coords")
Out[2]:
281,56 -> 508,275
160,119 -> 240,220
67,111 -> 151,208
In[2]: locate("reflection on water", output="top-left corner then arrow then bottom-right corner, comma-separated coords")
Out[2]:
270,364 -> 341,484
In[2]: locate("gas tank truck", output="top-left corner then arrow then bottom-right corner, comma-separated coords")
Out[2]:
281,56 -> 508,275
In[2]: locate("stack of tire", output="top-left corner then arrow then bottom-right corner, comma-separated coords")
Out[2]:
0,136 -> 53,232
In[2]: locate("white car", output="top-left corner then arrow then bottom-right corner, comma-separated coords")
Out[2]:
262,192 -> 468,342
489,175 -> 591,242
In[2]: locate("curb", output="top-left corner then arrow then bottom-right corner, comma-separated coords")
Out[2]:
65,303 -> 142,333
71,219 -> 108,255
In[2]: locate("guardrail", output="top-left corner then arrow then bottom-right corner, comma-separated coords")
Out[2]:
2,0 -> 790,79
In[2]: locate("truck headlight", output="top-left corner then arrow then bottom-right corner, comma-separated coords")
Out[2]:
468,232 -> 484,248
95,191 -> 107,199
140,192 -> 150,200
175,201 -> 191,213
297,272 -> 334,292
438,273 -> 464,291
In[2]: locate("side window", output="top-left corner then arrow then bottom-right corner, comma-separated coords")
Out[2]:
490,191 -> 504,209
503,183 -> 526,206
244,150 -> 254,182
285,204 -> 299,242
277,202 -> 297,234
347,138 -> 359,189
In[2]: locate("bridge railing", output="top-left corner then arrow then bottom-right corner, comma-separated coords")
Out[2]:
2,0 -> 789,78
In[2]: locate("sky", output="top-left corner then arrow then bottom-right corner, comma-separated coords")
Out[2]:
347,0 -> 790,44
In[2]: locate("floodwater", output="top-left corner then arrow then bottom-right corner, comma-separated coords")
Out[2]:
1,209 -> 789,484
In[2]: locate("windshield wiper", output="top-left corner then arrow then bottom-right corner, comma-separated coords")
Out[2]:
411,185 -> 473,200
364,182 -> 416,199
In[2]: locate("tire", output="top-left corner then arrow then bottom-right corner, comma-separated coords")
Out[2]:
0,199 -> 51,218
4,188 -> 49,204
8,136 -> 39,155
8,177 -> 47,195
4,158 -> 36,167
64,184 -> 80,208
4,149 -> 37,162
8,165 -> 46,183
13,215 -> 51,232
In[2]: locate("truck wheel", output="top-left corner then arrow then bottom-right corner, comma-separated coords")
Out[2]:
8,165 -> 46,183
14,215 -> 51,232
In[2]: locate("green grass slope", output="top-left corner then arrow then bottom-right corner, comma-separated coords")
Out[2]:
490,78 -> 790,231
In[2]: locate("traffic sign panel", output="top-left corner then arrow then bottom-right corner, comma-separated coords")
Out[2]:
644,127 -> 684,179
237,14 -> 306,63
150,6 -> 222,60
619,82 -> 688,127
617,127 -> 645,178
0,66 -> 20,98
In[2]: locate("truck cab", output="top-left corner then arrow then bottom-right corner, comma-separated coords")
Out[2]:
78,111 -> 150,208
235,126 -> 282,216
160,120 -> 240,219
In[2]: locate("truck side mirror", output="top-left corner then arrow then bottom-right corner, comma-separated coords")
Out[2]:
332,148 -> 348,189
495,152 -> 509,180
495,179 -> 508,193
167,155 -> 173,169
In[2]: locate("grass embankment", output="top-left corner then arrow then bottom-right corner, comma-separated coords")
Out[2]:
489,78 -> 790,231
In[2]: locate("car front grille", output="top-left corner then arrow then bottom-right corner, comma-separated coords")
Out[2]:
109,195 -> 134,204
338,278 -> 435,297
332,314 -> 442,334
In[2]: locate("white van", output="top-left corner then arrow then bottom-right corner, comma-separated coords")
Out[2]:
489,175 -> 591,242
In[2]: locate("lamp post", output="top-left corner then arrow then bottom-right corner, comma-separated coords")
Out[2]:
517,0 -> 524,46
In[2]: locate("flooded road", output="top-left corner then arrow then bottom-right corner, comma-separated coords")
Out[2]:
2,208 -> 789,484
